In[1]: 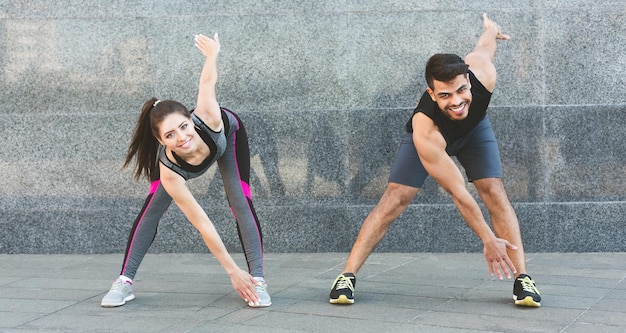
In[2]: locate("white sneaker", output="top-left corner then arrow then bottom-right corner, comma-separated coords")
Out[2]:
101,277 -> 135,307
249,277 -> 271,307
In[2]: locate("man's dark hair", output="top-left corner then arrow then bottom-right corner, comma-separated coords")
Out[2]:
425,54 -> 469,89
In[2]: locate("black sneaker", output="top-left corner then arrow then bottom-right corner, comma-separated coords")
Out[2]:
513,274 -> 541,307
329,273 -> 356,304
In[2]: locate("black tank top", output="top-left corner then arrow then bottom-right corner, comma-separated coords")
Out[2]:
405,70 -> 491,145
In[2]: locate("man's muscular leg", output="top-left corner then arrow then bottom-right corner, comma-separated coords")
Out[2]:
342,182 -> 419,275
473,177 -> 527,276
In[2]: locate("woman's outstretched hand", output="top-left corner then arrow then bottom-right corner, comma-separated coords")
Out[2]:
229,267 -> 261,306
195,33 -> 221,58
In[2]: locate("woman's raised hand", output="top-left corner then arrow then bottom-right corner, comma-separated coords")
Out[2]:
195,33 -> 221,58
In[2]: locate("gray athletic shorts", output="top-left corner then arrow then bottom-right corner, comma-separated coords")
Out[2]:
388,116 -> 502,188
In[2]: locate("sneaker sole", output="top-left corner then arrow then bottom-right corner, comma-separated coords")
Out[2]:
514,295 -> 541,307
248,302 -> 272,308
101,294 -> 135,308
329,295 -> 354,304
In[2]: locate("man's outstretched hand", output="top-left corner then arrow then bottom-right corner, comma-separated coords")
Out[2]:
483,13 -> 510,41
483,237 -> 518,280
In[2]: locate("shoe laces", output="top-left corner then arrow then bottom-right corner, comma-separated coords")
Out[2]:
110,279 -> 130,292
255,283 -> 267,293
334,275 -> 354,291
518,276 -> 540,295
253,278 -> 267,292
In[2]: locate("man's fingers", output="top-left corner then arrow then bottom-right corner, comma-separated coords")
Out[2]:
497,33 -> 511,41
506,256 -> 517,276
504,240 -> 518,250
495,255 -> 516,280
492,262 -> 502,280
489,260 -> 503,279
491,257 -> 517,280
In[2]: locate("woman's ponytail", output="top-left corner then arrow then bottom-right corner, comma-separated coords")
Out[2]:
123,97 -> 161,181
123,98 -> 191,181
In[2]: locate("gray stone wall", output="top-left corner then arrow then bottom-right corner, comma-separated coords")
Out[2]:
1,1 -> 624,254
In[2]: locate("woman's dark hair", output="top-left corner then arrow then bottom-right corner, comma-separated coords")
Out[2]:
123,97 -> 191,181
424,54 -> 469,89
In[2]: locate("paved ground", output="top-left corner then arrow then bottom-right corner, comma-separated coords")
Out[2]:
0,252 -> 625,332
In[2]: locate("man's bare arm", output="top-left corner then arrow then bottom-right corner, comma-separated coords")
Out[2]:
412,113 -> 517,279
465,13 -> 510,92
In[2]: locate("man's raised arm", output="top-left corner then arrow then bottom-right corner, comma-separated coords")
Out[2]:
464,13 -> 510,92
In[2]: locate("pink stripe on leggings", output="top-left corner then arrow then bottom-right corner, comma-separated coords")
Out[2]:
240,181 -> 252,199
224,109 -> 264,275
121,179 -> 160,275
149,180 -> 160,194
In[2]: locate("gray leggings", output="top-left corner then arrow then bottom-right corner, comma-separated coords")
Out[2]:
119,116 -> 264,279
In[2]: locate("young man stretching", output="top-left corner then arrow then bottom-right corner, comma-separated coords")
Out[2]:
330,13 -> 541,308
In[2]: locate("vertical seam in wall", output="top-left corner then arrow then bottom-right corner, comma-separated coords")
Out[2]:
538,4 -> 548,201
537,7 -> 546,105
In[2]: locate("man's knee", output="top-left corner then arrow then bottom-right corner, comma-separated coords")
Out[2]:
475,178 -> 514,212
380,182 -> 419,208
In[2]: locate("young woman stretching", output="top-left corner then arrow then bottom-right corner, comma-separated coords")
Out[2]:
101,33 -> 270,308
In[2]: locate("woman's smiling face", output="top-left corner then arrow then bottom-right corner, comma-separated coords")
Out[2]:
157,113 -> 199,154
